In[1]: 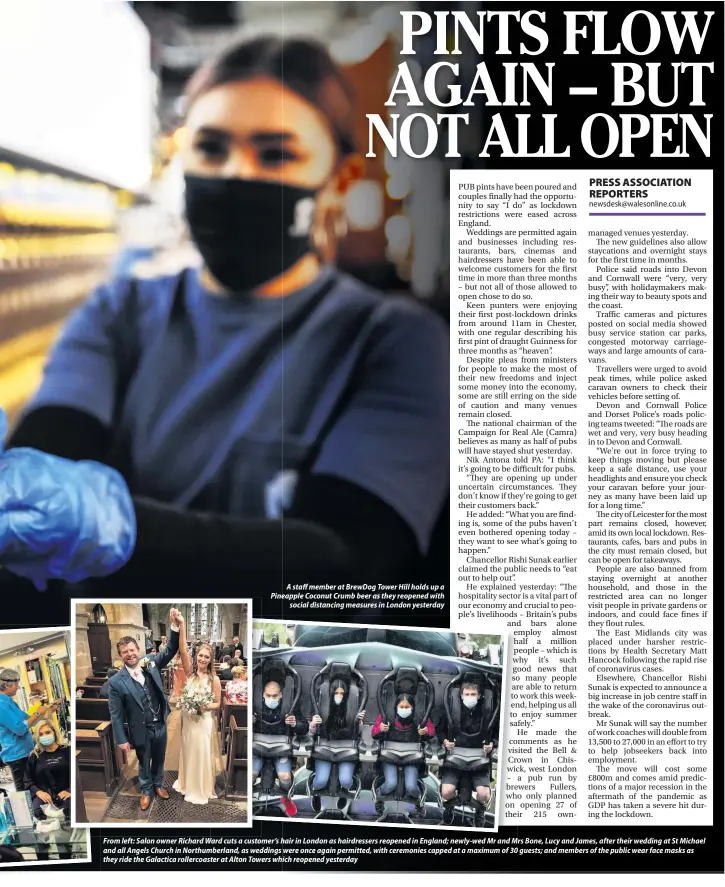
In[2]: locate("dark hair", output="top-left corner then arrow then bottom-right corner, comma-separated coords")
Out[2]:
395,693 -> 414,711
325,679 -> 348,735
223,655 -> 232,664
461,682 -> 480,694
107,667 -> 119,679
185,36 -> 357,157
116,636 -> 139,654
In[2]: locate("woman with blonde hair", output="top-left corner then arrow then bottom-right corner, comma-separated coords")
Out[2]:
25,719 -> 71,820
225,664 -> 248,704
172,621 -> 224,804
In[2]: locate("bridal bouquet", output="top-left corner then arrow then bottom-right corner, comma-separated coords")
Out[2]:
178,683 -> 215,716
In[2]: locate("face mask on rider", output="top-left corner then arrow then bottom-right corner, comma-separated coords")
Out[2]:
264,697 -> 280,710
184,176 -> 319,293
333,696 -> 344,706
397,706 -> 412,719
462,696 -> 478,710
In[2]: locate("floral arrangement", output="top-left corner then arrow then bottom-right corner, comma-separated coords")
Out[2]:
226,679 -> 248,704
139,657 -> 155,671
178,682 -> 215,716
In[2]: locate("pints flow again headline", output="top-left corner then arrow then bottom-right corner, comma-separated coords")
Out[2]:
366,10 -> 714,159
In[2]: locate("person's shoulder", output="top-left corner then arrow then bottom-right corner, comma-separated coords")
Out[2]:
328,271 -> 385,306
332,272 -> 438,316
332,271 -> 448,341
108,670 -> 126,687
96,269 -> 191,321
129,269 -> 191,310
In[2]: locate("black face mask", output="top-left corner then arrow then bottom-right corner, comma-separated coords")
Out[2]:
184,175 -> 319,292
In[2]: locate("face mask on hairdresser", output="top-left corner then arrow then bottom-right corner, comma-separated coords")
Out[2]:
184,175 -> 319,292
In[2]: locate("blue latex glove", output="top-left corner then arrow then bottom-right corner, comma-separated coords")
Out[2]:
0,408 -> 136,590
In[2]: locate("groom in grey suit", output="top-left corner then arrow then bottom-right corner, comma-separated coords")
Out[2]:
108,607 -> 183,810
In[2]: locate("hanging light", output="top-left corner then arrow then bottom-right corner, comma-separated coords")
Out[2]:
385,172 -> 412,201
91,604 -> 107,625
345,180 -> 384,231
385,214 -> 412,261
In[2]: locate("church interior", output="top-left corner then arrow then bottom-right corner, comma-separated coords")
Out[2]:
74,601 -> 249,824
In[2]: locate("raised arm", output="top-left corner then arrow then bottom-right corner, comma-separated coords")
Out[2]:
27,700 -> 61,731
176,612 -> 192,678
1,703 -> 30,737
155,610 -> 180,671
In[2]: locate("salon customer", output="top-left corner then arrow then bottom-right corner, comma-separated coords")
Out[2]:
0,668 -> 59,791
25,720 -> 71,820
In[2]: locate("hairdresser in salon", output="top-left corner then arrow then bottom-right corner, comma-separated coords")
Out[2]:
0,37 -> 448,597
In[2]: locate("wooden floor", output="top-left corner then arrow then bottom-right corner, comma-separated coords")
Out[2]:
83,790 -> 111,823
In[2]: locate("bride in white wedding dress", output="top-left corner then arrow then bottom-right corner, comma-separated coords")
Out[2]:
172,626 -> 224,805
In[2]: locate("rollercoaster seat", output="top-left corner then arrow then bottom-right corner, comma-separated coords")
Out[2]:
442,670 -> 496,774
375,666 -> 434,769
252,733 -> 295,759
312,737 -> 358,762
376,740 -> 425,766
439,670 -> 497,827
310,662 -> 367,766
371,770 -> 429,822
444,745 -> 490,770
252,657 -> 301,761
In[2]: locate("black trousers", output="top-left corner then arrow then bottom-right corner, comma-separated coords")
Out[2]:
32,793 -> 71,820
31,794 -> 73,860
8,756 -> 29,791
